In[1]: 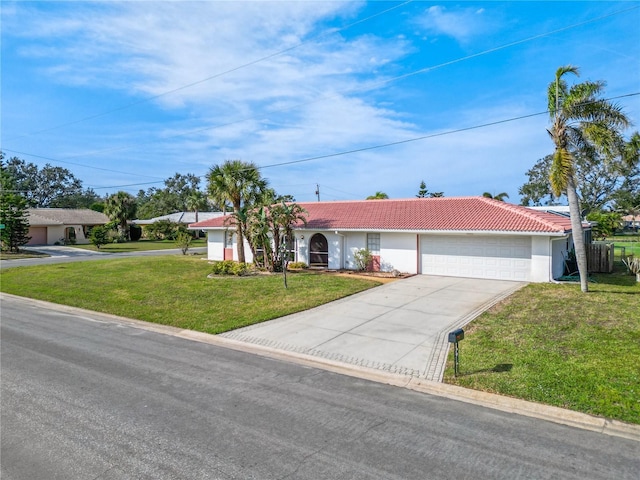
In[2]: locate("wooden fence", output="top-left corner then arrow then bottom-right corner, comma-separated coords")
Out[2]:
587,243 -> 614,273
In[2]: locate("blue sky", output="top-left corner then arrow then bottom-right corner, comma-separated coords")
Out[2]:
2,1 -> 639,203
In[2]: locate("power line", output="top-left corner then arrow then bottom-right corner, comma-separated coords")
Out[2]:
80,92 -> 640,191
5,3 -> 635,168
6,1 -> 415,142
0,149 -> 165,181
255,92 -> 640,171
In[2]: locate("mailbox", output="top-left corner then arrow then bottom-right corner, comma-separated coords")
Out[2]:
448,328 -> 464,343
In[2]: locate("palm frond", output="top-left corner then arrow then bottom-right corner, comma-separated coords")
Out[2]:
549,148 -> 573,196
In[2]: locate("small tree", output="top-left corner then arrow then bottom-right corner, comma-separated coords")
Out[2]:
354,248 -> 373,271
0,162 -> 31,252
174,231 -> 193,255
89,225 -> 109,249
104,191 -> 137,241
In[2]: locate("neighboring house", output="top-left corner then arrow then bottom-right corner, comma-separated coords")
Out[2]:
134,212 -> 225,238
26,208 -> 110,245
133,211 -> 224,225
622,214 -> 640,231
190,197 -> 577,283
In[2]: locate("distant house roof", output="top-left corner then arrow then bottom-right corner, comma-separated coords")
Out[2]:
27,208 -> 109,226
190,197 -> 574,234
134,212 -> 224,225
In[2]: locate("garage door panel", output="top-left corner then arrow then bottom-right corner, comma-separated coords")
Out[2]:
421,235 -> 532,281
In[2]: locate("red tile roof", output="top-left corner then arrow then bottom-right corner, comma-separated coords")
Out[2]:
190,197 -> 573,234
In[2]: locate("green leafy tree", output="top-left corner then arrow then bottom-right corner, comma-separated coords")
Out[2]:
586,211 -> 622,240
0,161 -> 31,252
366,191 -> 389,200
89,225 -> 109,249
207,160 -> 268,263
104,191 -> 137,241
174,231 -> 193,255
416,181 -> 428,198
136,173 -> 204,219
3,156 -> 88,208
547,65 -> 636,292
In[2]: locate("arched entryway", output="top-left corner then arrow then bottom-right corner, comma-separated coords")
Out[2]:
309,233 -> 329,268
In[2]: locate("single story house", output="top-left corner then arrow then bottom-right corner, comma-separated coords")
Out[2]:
622,214 -> 640,231
26,208 -> 110,245
133,211 -> 224,225
189,197 -> 577,283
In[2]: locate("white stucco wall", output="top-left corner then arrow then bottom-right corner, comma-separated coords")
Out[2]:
530,236 -> 551,282
207,230 -> 225,261
531,235 -> 570,282
379,233 -> 418,274
551,235 -> 571,279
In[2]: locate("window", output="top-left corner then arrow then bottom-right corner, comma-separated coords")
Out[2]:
224,231 -> 233,248
367,233 -> 380,255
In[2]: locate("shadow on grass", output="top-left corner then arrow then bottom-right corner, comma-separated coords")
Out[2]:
459,363 -> 513,376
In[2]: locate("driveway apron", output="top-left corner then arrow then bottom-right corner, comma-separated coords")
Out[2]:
221,275 -> 525,380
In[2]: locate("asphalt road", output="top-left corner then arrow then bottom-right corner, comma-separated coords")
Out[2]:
1,295 -> 638,480
0,246 -> 207,269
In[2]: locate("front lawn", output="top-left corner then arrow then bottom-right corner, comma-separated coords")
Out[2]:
70,238 -> 207,253
444,270 -> 640,424
0,256 -> 380,333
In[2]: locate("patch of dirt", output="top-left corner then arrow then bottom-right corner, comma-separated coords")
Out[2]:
328,270 -> 412,283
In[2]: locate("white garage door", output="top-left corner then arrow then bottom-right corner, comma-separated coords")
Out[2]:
420,235 -> 532,281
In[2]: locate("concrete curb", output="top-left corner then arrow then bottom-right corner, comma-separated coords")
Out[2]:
5,293 -> 639,442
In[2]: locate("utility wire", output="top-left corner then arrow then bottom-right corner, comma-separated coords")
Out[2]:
6,1 -> 414,142
82,92 -> 640,190
6,3 -> 635,168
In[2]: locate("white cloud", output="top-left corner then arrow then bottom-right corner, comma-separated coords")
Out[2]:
416,5 -> 491,43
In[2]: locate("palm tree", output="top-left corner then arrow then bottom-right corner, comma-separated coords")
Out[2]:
104,191 -> 137,240
482,192 -> 509,202
547,65 -> 632,292
366,191 -> 389,200
207,160 -> 268,263
185,191 -> 209,224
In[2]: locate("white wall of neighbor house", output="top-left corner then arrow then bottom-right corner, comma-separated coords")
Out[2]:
207,230 -> 225,261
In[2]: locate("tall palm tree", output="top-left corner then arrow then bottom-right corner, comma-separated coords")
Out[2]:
547,65 -> 632,292
185,191 -> 209,224
366,191 -> 389,200
207,160 -> 268,263
482,192 -> 509,202
104,191 -> 137,240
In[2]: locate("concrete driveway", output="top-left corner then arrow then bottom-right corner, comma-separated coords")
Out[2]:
221,275 -> 525,381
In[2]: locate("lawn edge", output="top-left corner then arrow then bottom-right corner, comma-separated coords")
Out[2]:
4,292 -> 638,441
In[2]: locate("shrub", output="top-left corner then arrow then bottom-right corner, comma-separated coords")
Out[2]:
288,261 -> 307,270
175,231 -> 192,255
89,226 -> 109,249
354,248 -> 373,271
145,220 -> 185,240
210,260 -> 250,276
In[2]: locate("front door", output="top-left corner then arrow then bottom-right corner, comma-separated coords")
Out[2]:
309,233 -> 329,268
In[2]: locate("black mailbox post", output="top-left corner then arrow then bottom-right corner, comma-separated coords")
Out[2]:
448,328 -> 464,377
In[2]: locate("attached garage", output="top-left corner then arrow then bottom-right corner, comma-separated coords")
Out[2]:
27,227 -> 48,246
191,197 -> 575,283
420,235 -> 532,281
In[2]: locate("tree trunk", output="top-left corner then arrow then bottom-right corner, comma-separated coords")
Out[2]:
566,176 -> 589,292
235,223 -> 245,263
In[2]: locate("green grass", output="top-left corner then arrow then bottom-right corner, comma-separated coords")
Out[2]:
0,256 -> 380,334
70,238 -> 207,253
443,270 -> 640,424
